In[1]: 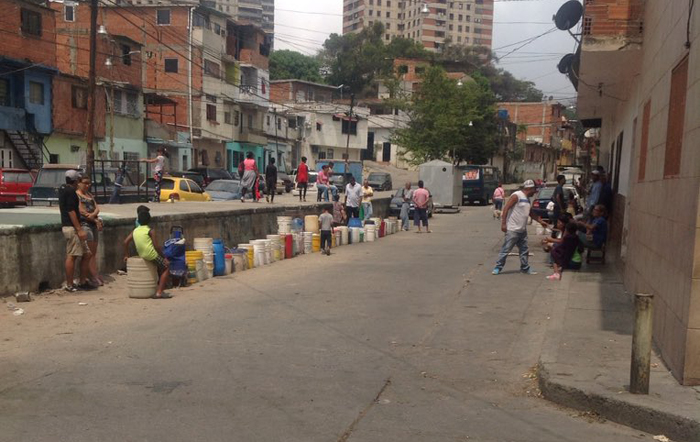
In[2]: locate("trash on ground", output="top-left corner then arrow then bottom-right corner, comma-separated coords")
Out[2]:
78,302 -> 88,306
12,308 -> 25,316
14,292 -> 32,302
653,436 -> 670,442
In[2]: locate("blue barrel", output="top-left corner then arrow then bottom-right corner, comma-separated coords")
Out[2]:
348,217 -> 363,228
213,239 -> 226,276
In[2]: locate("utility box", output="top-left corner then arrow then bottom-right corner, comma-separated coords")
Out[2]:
419,160 -> 462,207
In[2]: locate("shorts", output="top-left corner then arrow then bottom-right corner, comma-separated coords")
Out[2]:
62,226 -> 84,257
297,182 -> 308,190
151,255 -> 168,275
494,199 -> 503,210
81,223 -> 98,242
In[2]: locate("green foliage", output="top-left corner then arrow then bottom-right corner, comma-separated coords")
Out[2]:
392,67 -> 498,165
269,50 -> 324,83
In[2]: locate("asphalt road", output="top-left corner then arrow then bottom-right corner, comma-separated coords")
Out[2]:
0,207 -> 651,441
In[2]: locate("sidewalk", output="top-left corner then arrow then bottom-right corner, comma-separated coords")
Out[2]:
538,262 -> 700,442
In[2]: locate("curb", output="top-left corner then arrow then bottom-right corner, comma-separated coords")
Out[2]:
538,361 -> 700,442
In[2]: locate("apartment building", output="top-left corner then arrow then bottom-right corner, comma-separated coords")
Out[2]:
343,0 -> 494,51
572,0 -> 700,385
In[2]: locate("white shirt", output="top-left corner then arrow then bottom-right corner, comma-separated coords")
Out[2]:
506,190 -> 531,233
345,183 -> 362,207
154,155 -> 165,173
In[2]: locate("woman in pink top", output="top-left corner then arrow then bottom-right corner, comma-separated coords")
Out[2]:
239,152 -> 259,202
493,183 -> 505,220
412,180 -> 431,233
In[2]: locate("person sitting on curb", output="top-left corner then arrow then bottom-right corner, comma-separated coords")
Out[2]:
577,204 -> 608,250
123,208 -> 172,299
545,221 -> 581,281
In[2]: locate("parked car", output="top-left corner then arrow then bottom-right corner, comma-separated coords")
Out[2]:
389,185 -> 434,218
0,168 -> 34,206
291,171 -> 318,197
141,176 -> 211,202
461,165 -> 501,205
366,172 -> 392,191
187,167 -> 232,187
532,186 -> 556,220
330,173 -> 354,193
277,170 -> 293,194
205,180 -> 242,201
169,171 -> 205,188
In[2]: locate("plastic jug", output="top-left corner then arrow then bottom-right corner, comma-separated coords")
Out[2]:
213,239 -> 226,276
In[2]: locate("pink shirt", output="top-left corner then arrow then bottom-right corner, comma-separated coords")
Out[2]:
317,170 -> 329,185
412,188 -> 430,208
243,158 -> 256,171
493,187 -> 505,200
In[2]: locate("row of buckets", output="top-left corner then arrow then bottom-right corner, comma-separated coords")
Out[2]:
128,215 -> 401,298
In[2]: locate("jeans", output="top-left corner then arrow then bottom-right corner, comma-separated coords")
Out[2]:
400,203 -> 410,230
317,184 -> 328,201
346,206 -> 359,219
495,230 -> 530,271
320,230 -> 332,250
362,202 -> 373,220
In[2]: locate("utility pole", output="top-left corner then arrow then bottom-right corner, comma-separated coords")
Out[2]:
85,0 -> 98,177
273,107 -> 279,167
345,93 -> 355,163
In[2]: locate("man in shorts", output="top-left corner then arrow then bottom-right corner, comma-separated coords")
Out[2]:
59,170 -> 92,292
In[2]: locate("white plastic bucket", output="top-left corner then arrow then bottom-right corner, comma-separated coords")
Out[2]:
304,215 -> 320,233
339,226 -> 349,245
224,257 -> 233,275
127,257 -> 158,299
365,225 -> 376,242
334,229 -> 342,247
350,227 -> 361,244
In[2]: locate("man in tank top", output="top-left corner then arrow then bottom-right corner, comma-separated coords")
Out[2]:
492,180 -> 548,276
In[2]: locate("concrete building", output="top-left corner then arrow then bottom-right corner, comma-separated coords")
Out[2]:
573,0 -> 700,385
343,0 -> 494,51
223,0 -> 274,44
0,0 -> 57,170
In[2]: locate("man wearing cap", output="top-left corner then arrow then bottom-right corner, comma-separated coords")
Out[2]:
492,180 -> 548,275
59,170 -> 91,291
586,170 -> 603,214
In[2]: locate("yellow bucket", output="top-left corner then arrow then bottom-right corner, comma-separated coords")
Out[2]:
312,233 -> 321,252
238,244 -> 255,269
331,232 -> 336,248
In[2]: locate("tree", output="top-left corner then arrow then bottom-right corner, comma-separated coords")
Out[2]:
393,67 -> 498,165
269,50 -> 324,83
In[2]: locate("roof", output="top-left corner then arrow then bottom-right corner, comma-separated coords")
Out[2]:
270,79 -> 338,90
420,160 -> 453,167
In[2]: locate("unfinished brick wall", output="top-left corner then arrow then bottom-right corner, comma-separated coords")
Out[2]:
499,102 -> 563,146
584,0 -> 644,38
1,0 -> 56,67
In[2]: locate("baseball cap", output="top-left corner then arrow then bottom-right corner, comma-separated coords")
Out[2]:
523,179 -> 536,188
65,169 -> 82,181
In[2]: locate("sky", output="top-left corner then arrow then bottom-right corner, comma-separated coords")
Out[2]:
274,0 -> 577,104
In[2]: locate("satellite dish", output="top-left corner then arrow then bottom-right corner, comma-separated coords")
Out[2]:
558,53 -> 575,74
554,0 -> 583,31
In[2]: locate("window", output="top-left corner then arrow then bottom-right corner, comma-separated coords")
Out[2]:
234,110 -> 240,126
327,149 -> 334,159
71,85 -> 87,109
277,118 -> 282,130
189,181 -> 203,193
266,115 -> 271,126
288,117 -> 297,129
156,9 -> 170,25
206,104 -> 217,121
664,56 -> 689,178
0,79 -> 10,106
204,59 -> 220,78
224,111 -> 231,124
28,81 -> 44,104
316,122 -> 322,131
341,119 -> 357,135
64,4 -> 75,22
247,114 -> 254,129
126,92 -> 138,115
179,180 -> 190,192
164,58 -> 178,73
214,23 -> 221,35
21,9 -> 42,36
121,44 -> 132,66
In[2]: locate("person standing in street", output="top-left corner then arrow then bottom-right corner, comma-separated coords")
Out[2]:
239,152 -> 259,203
586,170 -> 602,216
344,175 -> 362,219
552,174 -> 567,223
492,180 -> 548,275
361,179 -> 374,221
77,175 -> 103,286
60,170 -> 92,292
493,182 -> 505,220
265,157 -> 277,203
412,180 -> 431,233
319,207 -> 334,256
141,147 -> 167,203
296,156 -> 309,202
400,181 -> 413,231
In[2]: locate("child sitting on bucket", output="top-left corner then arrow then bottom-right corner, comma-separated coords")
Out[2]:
123,207 -> 172,299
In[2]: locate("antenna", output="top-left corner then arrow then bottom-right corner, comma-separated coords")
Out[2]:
553,0 -> 583,31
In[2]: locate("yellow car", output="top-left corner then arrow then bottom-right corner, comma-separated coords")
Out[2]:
143,176 -> 211,202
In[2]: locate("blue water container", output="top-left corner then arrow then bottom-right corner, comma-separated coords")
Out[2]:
213,239 -> 226,276
347,217 -> 363,228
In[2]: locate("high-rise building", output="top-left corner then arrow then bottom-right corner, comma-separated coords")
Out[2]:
343,0 -> 494,51
231,0 -> 274,43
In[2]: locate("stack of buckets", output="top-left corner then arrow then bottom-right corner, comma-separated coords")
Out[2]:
185,250 -> 205,283
194,238 -> 215,279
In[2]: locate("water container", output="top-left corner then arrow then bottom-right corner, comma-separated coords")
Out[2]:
194,237 -> 214,254
303,232 -> 313,254
348,218 -> 363,229
196,259 -> 207,281
292,218 -> 304,232
339,226 -> 349,245
224,254 -> 233,275
334,229 -> 342,247
360,231 -> 364,242
350,227 -> 361,244
365,225 -> 376,242
127,257 -> 158,299
238,244 -> 254,269
304,215 -> 320,233
285,234 -> 294,259
379,221 -> 386,238
252,240 -> 266,267
312,233 -> 321,252
213,239 -> 226,276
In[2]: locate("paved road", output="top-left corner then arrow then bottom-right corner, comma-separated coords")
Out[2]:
0,208 -> 650,441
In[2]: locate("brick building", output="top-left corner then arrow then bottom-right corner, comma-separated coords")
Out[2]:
343,0 -> 494,51
573,0 -> 700,385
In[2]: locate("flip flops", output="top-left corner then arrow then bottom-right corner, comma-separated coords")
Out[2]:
151,292 -> 172,299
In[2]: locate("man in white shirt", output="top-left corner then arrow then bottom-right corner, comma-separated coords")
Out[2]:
492,180 -> 548,275
344,175 -> 363,219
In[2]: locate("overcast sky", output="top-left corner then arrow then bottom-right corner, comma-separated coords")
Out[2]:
274,0 -> 577,103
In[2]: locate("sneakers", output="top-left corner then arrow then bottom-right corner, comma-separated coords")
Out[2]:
492,268 -> 501,275
521,269 -> 538,275
77,281 -> 97,291
64,285 -> 78,293
546,273 -> 561,281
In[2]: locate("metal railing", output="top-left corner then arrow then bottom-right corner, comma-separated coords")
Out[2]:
90,159 -> 152,204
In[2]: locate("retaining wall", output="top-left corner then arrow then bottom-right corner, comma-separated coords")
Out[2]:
0,198 -> 392,296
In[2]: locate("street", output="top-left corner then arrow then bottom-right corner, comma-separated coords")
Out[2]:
0,207 -> 650,441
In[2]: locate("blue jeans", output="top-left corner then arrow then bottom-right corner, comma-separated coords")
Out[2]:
495,230 -> 530,271
362,202 -> 373,220
400,203 -> 410,230
317,184 -> 328,201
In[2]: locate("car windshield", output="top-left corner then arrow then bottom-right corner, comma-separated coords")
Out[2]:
207,181 -> 239,193
368,173 -> 386,181
462,168 -> 481,182
3,172 -> 33,183
537,188 -> 555,199
35,169 -> 71,187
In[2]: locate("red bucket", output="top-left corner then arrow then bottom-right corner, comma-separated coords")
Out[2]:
285,234 -> 294,259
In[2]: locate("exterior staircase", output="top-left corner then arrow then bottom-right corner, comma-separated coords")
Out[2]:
5,131 -> 48,170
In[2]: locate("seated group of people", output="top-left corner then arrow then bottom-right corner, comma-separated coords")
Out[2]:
541,204 -> 608,281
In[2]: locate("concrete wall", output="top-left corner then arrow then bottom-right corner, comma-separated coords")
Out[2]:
0,198 -> 392,297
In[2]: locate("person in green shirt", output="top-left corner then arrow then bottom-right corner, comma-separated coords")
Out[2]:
123,208 -> 172,299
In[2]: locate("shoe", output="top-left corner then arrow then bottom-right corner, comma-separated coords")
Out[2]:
64,285 -> 78,293
265,195 -> 270,203
77,282 -> 97,291
521,269 -> 538,275
546,274 -> 561,281
152,292 -> 172,299
240,197 -> 245,203
492,268 -> 501,275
